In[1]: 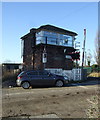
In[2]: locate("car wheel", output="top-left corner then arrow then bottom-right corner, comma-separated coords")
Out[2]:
55,80 -> 64,87
21,82 -> 30,89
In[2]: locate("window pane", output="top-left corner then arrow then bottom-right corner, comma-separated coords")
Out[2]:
36,30 -> 73,47
27,71 -> 38,75
39,71 -> 48,75
47,37 -> 56,45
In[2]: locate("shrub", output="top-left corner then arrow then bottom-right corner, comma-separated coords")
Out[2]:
2,71 -> 19,83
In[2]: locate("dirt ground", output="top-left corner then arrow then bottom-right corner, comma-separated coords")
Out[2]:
2,83 -> 99,119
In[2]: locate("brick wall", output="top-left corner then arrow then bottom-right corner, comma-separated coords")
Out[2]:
33,45 -> 73,70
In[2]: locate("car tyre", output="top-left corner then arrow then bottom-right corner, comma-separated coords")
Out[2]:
55,80 -> 64,87
21,82 -> 30,89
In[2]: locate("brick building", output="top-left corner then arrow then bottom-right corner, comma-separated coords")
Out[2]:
21,25 -> 78,70
2,63 -> 22,74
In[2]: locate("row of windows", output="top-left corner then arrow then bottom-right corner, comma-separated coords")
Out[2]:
36,36 -> 73,47
36,31 -> 74,47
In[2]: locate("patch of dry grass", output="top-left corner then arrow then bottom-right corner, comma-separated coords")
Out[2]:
2,71 -> 19,82
86,95 -> 100,118
88,72 -> 100,77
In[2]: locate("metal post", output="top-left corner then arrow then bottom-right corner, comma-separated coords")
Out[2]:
82,29 -> 86,67
46,37 -> 47,44
75,42 -> 80,68
85,51 -> 87,67
76,59 -> 78,68
81,29 -> 86,80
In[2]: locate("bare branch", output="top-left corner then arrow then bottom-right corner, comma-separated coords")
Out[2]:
94,31 -> 100,67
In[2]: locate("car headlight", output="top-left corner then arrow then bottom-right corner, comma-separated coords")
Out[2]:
64,76 -> 68,80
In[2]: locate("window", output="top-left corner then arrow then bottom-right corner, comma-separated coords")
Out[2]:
21,40 -> 24,57
36,30 -> 73,47
36,36 -> 45,44
7,65 -> 10,70
38,71 -> 48,75
47,37 -> 57,45
27,71 -> 38,76
14,66 -> 19,69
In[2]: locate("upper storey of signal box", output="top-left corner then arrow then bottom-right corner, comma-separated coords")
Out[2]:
21,24 -> 78,48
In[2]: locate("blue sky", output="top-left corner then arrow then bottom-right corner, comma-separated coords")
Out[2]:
2,2 -> 98,65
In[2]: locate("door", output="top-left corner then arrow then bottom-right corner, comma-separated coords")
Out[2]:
38,71 -> 55,85
27,71 -> 42,86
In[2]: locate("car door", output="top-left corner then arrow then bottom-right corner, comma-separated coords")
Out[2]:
27,71 -> 42,86
38,71 -> 55,85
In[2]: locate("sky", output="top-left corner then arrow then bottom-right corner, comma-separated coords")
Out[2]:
1,2 -> 98,65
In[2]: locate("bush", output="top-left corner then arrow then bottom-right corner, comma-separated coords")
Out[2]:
88,72 -> 100,77
2,71 -> 19,83
86,95 -> 99,118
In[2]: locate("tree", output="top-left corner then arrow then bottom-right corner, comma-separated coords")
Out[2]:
94,32 -> 100,67
87,49 -> 92,66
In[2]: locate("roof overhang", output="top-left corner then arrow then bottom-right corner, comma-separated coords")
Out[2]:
21,24 -> 78,40
37,25 -> 78,36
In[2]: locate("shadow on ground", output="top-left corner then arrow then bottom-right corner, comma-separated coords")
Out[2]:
66,77 -> 100,87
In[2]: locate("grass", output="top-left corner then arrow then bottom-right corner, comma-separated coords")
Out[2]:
86,95 -> 100,118
88,72 -> 100,77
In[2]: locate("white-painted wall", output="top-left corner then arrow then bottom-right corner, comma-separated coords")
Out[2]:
45,68 -> 82,81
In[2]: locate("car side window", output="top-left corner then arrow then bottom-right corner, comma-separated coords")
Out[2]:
39,71 -> 48,75
27,71 -> 38,76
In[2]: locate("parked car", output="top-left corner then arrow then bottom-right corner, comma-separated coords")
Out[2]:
16,70 -> 69,89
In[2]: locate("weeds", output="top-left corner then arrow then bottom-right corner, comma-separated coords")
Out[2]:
88,72 -> 100,77
2,71 -> 19,83
86,95 -> 99,118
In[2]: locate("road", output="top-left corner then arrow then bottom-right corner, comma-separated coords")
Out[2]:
2,80 -> 100,119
